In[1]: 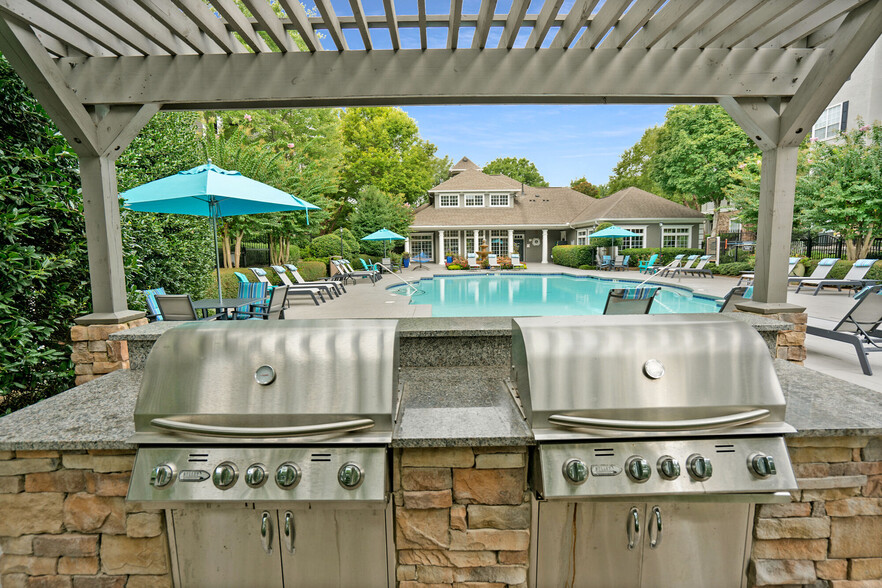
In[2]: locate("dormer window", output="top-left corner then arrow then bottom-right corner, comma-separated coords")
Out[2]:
464,193 -> 483,207
439,194 -> 459,207
489,194 -> 510,207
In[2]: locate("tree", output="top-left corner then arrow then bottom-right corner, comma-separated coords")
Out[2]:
802,122 -> 882,259
116,112 -> 215,299
482,157 -> 548,186
0,55 -> 91,412
569,177 -> 600,197
651,105 -> 759,233
339,107 -> 440,205
606,126 -> 665,196
349,186 -> 415,256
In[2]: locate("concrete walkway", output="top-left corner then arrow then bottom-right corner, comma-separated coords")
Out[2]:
283,263 -> 881,392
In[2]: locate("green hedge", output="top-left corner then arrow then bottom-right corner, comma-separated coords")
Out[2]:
552,245 -> 598,268
620,248 -> 705,267
713,262 -> 753,276
297,261 -> 327,282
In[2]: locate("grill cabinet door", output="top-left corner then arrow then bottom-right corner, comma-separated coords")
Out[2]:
170,506 -> 283,588
536,502 -> 645,587
278,504 -> 389,587
640,502 -> 751,588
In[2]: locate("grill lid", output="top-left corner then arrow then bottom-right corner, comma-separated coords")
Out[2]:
512,314 -> 793,439
132,319 -> 399,444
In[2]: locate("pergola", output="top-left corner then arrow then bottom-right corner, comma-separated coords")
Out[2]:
1,0 -> 880,323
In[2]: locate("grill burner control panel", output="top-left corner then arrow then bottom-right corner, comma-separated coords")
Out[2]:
538,437 -> 797,499
128,447 -> 387,503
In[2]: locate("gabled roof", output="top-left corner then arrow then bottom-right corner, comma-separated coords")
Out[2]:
450,157 -> 481,174
429,169 -> 524,192
414,183 -> 704,229
572,187 -> 706,224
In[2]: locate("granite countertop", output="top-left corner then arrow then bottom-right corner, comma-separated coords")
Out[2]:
1,359 -> 879,451
394,366 -> 532,448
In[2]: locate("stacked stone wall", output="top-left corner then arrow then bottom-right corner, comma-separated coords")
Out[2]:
394,447 -> 530,588
70,320 -> 148,386
750,436 -> 882,587
0,449 -> 171,588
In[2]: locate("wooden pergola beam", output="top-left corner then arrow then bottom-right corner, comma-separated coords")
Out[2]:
62,47 -> 821,108
211,0 -> 272,53
350,0 -> 373,50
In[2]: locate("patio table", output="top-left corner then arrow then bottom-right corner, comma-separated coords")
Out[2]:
193,297 -> 265,319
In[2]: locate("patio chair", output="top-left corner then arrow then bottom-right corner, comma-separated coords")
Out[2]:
154,294 -> 218,321
718,286 -> 753,313
795,259 -> 879,295
142,287 -> 166,321
638,253 -> 659,274
788,258 -> 838,286
360,258 -> 383,276
736,257 -> 800,287
466,252 -> 482,270
234,272 -> 249,284
381,257 -> 401,272
511,253 -> 526,269
271,265 -> 339,299
234,280 -> 270,317
249,267 -> 326,302
610,255 -> 625,270
340,259 -> 378,283
282,264 -> 345,295
684,255 -> 714,278
658,254 -> 685,277
603,287 -> 659,315
806,285 -> 882,375
488,254 -> 500,269
237,285 -> 289,320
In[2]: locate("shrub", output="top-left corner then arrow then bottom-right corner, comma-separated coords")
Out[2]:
297,260 -> 327,281
713,262 -> 753,276
552,245 -> 597,268
578,265 -> 595,270
447,264 -> 463,270
309,230 -> 359,258
288,244 -> 301,263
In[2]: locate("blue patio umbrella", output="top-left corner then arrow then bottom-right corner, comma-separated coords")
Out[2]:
121,163 -> 320,302
587,226 -> 640,240
361,228 -> 406,256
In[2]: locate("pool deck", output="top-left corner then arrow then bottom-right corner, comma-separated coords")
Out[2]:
281,263 -> 882,392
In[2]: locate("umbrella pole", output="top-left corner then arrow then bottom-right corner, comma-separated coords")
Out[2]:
211,200 -> 223,303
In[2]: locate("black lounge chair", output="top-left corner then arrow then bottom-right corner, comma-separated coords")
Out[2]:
806,285 -> 882,375
603,287 -> 659,315
718,286 -> 752,313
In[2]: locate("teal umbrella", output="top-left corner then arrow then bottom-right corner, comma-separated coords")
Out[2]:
588,226 -> 640,240
121,163 -> 320,301
361,228 -> 406,256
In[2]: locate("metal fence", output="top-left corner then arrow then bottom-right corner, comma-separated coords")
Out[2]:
713,232 -> 882,261
216,236 -> 271,268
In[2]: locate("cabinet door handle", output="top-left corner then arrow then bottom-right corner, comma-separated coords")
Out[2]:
283,511 -> 296,554
649,506 -> 663,549
627,507 -> 640,550
260,511 -> 273,555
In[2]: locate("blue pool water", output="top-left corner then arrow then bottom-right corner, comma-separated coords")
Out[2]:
389,273 -> 721,317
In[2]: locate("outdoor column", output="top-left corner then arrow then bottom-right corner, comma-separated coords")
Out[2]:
438,230 -> 444,262
541,229 -> 549,264
404,238 -> 410,254
76,155 -> 143,324
473,230 -> 479,253
751,146 -> 799,305
508,229 -> 514,255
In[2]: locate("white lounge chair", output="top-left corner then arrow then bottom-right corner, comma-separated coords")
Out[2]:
788,258 -> 838,286
271,265 -> 341,298
737,257 -> 800,287
795,259 -> 879,295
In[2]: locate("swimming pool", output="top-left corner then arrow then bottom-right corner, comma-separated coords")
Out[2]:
389,273 -> 721,317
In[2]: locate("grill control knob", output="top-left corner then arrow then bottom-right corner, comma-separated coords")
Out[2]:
213,462 -> 238,490
245,464 -> 268,488
626,456 -> 651,483
687,454 -> 713,481
338,463 -> 364,490
749,453 -> 777,479
563,459 -> 589,485
657,456 -> 681,480
150,464 -> 175,488
275,462 -> 302,489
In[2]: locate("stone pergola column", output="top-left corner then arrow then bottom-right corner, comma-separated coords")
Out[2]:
541,229 -> 549,264
508,229 -> 514,255
438,230 -> 445,262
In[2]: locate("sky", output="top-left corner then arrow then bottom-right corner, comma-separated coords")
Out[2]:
401,104 -> 672,187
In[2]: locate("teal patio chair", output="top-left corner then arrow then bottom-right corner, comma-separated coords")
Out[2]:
638,254 -> 659,274
603,287 -> 659,315
142,288 -> 166,322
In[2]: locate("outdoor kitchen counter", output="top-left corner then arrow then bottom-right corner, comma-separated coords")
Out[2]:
2,335 -> 881,451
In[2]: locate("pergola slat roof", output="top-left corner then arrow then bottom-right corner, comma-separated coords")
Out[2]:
0,0 -> 879,321
3,0 -> 875,58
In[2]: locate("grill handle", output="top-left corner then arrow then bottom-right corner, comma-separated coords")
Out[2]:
548,409 -> 770,432
149,417 -> 375,437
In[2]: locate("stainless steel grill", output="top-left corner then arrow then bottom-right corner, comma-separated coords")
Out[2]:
126,320 -> 399,588
512,314 -> 798,588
